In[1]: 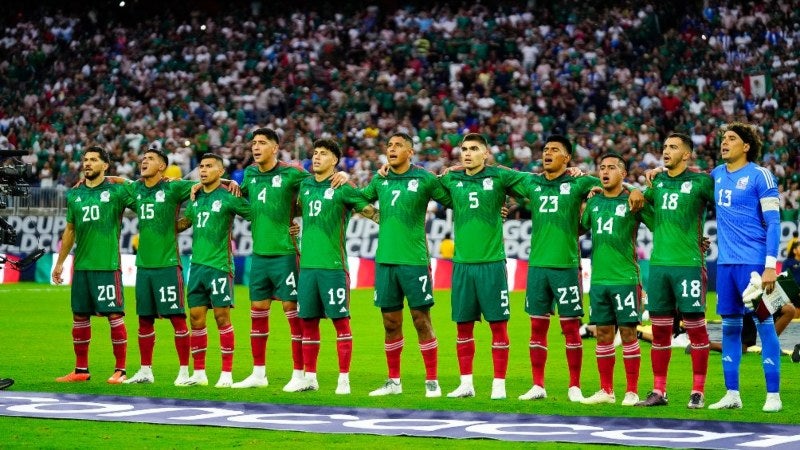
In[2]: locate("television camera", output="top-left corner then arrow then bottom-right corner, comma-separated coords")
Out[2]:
1,149 -> 44,270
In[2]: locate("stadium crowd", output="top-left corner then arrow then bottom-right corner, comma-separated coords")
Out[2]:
0,1 -> 799,216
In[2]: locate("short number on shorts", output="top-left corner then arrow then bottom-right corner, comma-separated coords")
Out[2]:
614,292 -> 635,310
98,284 -> 116,301
557,286 -> 580,304
500,290 -> 509,307
681,279 -> 701,298
285,272 -> 296,287
418,275 -> 428,292
327,288 -> 346,305
210,277 -> 227,294
159,286 -> 177,302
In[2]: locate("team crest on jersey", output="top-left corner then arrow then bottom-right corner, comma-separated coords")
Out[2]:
272,175 -> 282,187
736,176 -> 749,190
680,181 -> 692,194
324,188 -> 335,200
560,182 -> 571,195
482,178 -> 494,190
615,204 -> 627,217
100,191 -> 110,202
408,179 -> 418,192
211,200 -> 222,212
155,190 -> 166,202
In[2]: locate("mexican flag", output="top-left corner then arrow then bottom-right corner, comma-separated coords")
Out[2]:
743,74 -> 772,99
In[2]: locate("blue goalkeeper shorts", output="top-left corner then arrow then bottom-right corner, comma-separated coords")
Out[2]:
716,263 -> 763,316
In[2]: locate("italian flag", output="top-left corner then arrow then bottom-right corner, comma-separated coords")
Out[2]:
743,74 -> 772,99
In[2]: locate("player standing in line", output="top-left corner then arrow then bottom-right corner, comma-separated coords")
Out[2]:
708,123 -> 782,412
122,147 -> 194,385
52,146 -> 135,384
439,133 -> 528,400
176,153 -> 251,388
637,133 -> 713,408
233,128 -> 350,391
286,139 -> 378,394
514,135 -> 643,402
361,132 -> 452,398
579,152 -> 652,406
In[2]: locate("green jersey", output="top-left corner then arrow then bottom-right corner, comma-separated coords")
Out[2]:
644,169 -> 714,267
65,179 -> 134,270
439,165 -> 527,263
581,193 -> 651,285
512,173 -> 600,268
184,186 -> 251,273
361,165 -> 451,265
298,177 -> 370,270
127,179 -> 193,268
241,162 -> 309,256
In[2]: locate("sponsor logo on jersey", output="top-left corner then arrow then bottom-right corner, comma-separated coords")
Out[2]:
560,182 -> 571,195
100,191 -> 111,202
382,180 -> 389,186
657,182 -> 663,188
425,294 -> 433,301
192,201 -> 198,207
692,300 -> 701,307
408,179 -> 418,192
592,206 -> 599,212
615,204 -> 627,217
272,175 -> 282,187
456,181 -> 463,187
503,308 -> 509,315
339,307 -> 347,313
137,194 -> 142,200
573,304 -> 581,311
170,304 -> 178,309
629,311 -> 638,317
324,188 -> 335,200
211,200 -> 222,212
534,186 -> 542,192
736,176 -> 749,190
223,295 -> 231,302
716,177 -> 722,183
107,302 -> 115,307
75,196 -> 82,202
290,289 -> 297,296
155,190 -> 166,202
250,178 -> 256,184
304,190 -> 310,195
680,181 -> 692,194
483,178 -> 493,190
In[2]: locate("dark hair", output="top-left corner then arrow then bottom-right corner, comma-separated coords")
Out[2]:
461,133 -> 489,148
545,134 -> 573,155
726,122 -> 762,162
84,145 -> 110,164
145,146 -> 169,165
390,132 -> 414,147
252,127 -> 279,144
201,153 -> 224,165
667,132 -> 694,152
313,138 -> 341,162
790,240 -> 800,256
598,151 -> 627,171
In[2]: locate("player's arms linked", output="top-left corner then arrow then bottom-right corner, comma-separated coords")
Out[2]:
289,221 -> 301,237
190,178 -> 239,200
359,205 -> 380,224
176,217 -> 192,233
330,171 -> 350,188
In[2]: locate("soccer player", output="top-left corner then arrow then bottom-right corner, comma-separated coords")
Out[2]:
233,128 -> 349,391
708,122 -> 782,412
439,133 -> 528,400
122,147 -> 194,385
361,132 -> 452,398
176,153 -> 251,388
52,146 -> 135,384
579,152 -> 651,406
286,138 -> 377,394
637,132 -> 713,408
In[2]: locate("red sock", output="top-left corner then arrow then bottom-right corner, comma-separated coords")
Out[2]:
650,315 -> 673,395
622,339 -> 641,394
191,327 -> 208,370
384,336 -> 404,379
333,318 -> 352,373
250,308 -> 270,366
529,316 -> 550,386
138,317 -> 156,366
489,321 -> 509,379
301,318 -> 321,373
419,338 -> 438,380
596,342 -> 616,393
219,325 -> 234,372
561,317 -> 582,387
684,317 -> 709,394
286,310 -> 303,371
108,316 -> 127,371
72,319 -> 91,370
170,316 -> 190,366
455,322 -> 475,375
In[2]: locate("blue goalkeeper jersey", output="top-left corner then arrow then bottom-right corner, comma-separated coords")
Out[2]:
711,162 -> 780,265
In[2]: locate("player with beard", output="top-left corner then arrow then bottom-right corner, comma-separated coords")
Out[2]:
53,146 -> 135,384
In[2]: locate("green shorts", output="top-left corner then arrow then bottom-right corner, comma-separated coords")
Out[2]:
588,284 -> 641,326
646,265 -> 706,315
187,264 -> 234,309
297,268 -> 350,320
71,270 -> 125,316
451,261 -> 510,322
135,267 -> 186,317
525,266 -> 584,317
249,254 -> 299,302
374,263 -> 434,312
